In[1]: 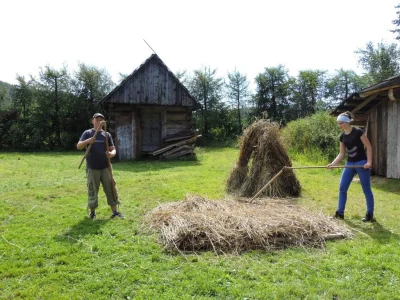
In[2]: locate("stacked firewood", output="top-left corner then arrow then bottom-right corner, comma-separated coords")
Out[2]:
150,130 -> 201,159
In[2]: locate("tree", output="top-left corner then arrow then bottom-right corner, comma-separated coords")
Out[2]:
175,69 -> 189,85
188,67 -> 224,135
0,81 -> 14,110
355,42 -> 400,84
36,65 -> 70,148
14,76 -> 33,117
0,85 -> 8,110
73,63 -> 114,105
252,65 -> 290,122
391,4 -> 400,40
226,68 -> 249,133
118,72 -> 129,84
289,70 -> 326,119
324,69 -> 364,109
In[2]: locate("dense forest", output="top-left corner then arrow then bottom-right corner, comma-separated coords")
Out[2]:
2,6 -> 400,151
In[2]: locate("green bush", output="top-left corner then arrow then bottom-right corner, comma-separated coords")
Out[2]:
281,111 -> 341,162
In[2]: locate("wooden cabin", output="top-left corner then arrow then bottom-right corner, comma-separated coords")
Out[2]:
98,54 -> 200,160
331,75 -> 400,179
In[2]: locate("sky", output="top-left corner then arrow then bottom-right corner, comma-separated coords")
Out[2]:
1,0 -> 399,91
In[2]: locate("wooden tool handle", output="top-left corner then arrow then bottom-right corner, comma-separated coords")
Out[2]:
284,165 -> 366,169
103,123 -> 117,201
78,121 -> 105,169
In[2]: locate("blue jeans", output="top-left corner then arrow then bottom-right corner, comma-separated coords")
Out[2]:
337,160 -> 374,215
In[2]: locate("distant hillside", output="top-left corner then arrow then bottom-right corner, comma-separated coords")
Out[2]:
0,80 -> 16,110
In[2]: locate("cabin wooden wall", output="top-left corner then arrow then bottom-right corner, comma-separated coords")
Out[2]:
370,98 -> 400,179
107,104 -> 139,160
386,99 -> 400,178
139,106 -> 193,152
165,107 -> 192,137
369,101 -> 387,177
105,104 -> 193,159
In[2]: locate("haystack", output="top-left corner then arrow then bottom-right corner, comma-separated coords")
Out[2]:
226,119 -> 301,198
144,195 -> 352,254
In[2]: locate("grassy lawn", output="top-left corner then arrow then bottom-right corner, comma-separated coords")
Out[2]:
1,146 -> 400,299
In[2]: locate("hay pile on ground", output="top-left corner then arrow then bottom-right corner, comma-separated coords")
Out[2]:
144,195 -> 352,254
226,119 -> 301,198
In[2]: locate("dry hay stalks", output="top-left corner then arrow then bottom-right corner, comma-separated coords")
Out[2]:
227,119 -> 301,198
144,195 -> 353,254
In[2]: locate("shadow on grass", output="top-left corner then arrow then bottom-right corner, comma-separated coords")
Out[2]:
370,176 -> 400,194
55,217 -> 110,244
344,220 -> 400,243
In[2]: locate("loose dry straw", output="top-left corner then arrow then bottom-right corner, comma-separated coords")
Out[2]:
144,195 -> 353,254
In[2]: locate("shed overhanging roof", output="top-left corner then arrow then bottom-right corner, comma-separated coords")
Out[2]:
330,74 -> 400,117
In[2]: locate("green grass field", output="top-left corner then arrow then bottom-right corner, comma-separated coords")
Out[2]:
1,147 -> 400,299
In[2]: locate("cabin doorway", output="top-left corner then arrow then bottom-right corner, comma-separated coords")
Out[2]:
140,111 -> 161,152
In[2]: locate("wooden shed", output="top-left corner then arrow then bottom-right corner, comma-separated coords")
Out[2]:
331,75 -> 400,179
98,54 -> 200,160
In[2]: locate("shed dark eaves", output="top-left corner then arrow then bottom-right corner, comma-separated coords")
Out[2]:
360,74 -> 400,94
331,74 -> 400,119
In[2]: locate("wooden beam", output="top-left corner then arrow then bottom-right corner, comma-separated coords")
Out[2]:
351,93 -> 378,114
388,88 -> 397,101
359,84 -> 400,97
150,135 -> 201,155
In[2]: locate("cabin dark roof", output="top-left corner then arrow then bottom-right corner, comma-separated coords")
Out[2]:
98,54 -> 198,107
331,74 -> 400,117
361,75 -> 400,94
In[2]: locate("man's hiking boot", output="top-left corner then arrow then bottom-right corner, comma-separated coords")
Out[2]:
362,212 -> 375,223
89,211 -> 96,219
333,211 -> 344,220
111,211 -> 124,219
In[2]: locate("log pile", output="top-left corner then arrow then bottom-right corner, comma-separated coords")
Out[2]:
150,130 -> 201,159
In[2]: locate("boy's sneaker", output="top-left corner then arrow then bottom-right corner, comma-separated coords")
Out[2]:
362,213 -> 375,222
333,211 -> 344,220
111,211 -> 124,219
89,211 -> 96,219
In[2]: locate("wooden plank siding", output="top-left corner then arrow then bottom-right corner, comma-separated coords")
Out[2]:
387,99 -> 400,178
106,104 -> 139,160
115,112 -> 136,160
378,102 -> 387,177
105,60 -> 194,107
369,101 -> 388,177
105,104 -> 194,158
369,108 -> 378,174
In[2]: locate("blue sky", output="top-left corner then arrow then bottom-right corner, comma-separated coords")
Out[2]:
1,0 -> 399,91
